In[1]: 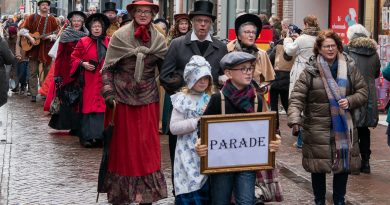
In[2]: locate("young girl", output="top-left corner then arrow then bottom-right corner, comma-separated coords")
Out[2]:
196,51 -> 281,205
170,55 -> 213,204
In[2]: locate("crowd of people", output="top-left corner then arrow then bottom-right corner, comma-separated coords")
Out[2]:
0,0 -> 389,204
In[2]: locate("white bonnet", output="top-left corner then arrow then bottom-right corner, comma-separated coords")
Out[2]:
183,55 -> 212,89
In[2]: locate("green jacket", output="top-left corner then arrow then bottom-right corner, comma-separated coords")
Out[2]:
381,62 -> 390,123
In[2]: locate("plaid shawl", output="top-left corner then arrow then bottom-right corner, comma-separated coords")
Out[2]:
221,80 -> 256,113
317,53 -> 354,172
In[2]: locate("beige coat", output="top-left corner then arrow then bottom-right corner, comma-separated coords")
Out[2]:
227,39 -> 275,83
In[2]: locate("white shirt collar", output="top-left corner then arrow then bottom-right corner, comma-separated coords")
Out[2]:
190,31 -> 213,42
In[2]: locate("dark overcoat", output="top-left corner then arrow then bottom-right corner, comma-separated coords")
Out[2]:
0,37 -> 15,107
159,31 -> 228,93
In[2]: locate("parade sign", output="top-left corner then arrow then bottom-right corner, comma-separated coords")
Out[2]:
200,112 -> 276,174
329,0 -> 359,44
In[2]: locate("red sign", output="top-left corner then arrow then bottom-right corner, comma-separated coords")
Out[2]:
329,0 -> 359,44
19,5 -> 25,13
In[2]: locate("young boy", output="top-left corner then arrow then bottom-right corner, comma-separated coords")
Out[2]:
196,51 -> 281,205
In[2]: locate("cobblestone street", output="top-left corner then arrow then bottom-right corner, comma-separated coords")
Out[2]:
1,95 -> 390,204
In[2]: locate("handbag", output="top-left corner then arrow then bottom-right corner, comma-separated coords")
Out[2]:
50,96 -> 60,114
61,82 -> 82,106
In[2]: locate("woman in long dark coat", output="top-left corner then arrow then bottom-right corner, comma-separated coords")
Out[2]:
70,13 -> 110,148
345,24 -> 381,174
101,1 -> 168,204
0,36 -> 15,107
49,11 -> 89,133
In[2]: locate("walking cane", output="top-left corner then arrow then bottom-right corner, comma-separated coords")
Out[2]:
96,100 -> 117,203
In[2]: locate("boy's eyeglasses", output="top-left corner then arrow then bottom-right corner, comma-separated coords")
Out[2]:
228,66 -> 254,74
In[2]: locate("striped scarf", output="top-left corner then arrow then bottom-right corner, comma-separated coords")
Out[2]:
222,79 -> 255,113
317,53 -> 354,172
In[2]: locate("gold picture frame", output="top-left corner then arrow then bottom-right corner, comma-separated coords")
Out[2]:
200,112 -> 277,174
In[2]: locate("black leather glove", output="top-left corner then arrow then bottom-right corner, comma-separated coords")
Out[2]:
105,97 -> 115,108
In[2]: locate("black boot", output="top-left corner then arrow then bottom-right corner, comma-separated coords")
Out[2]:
79,138 -> 93,148
361,154 -> 371,174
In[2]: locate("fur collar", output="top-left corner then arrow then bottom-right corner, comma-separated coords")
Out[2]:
348,37 -> 377,56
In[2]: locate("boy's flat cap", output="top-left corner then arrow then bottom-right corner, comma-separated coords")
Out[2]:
220,51 -> 256,70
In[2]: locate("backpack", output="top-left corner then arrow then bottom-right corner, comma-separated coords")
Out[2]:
8,23 -> 18,38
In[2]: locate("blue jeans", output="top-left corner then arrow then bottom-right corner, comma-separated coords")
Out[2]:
16,61 -> 28,87
210,171 -> 256,205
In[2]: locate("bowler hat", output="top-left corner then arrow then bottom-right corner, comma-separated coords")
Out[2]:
67,11 -> 87,21
103,2 -> 118,14
85,13 -> 110,34
174,13 -> 189,23
37,0 -> 51,6
189,1 -> 216,22
126,0 -> 159,14
235,13 -> 262,40
220,51 -> 256,70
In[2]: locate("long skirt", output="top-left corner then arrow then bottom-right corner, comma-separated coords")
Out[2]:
48,103 -> 80,130
80,112 -> 104,140
103,102 -> 167,204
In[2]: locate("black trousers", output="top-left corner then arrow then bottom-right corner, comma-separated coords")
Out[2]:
168,132 -> 177,196
270,86 -> 289,129
357,127 -> 371,157
311,172 -> 348,205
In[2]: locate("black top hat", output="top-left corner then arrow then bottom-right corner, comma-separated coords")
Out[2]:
103,2 -> 118,14
189,1 -> 216,22
67,11 -> 87,21
120,13 -> 132,27
37,0 -> 51,6
235,13 -> 262,40
85,13 -> 110,34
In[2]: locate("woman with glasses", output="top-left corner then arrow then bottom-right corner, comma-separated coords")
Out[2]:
70,13 -> 110,148
227,13 -> 275,100
48,11 -> 89,135
100,0 -> 168,204
288,30 -> 368,205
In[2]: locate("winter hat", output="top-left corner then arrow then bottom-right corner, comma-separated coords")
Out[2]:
347,24 -> 370,41
184,55 -> 213,89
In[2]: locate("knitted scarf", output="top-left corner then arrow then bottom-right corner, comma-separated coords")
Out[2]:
59,25 -> 89,43
222,79 -> 256,113
102,21 -> 167,83
317,53 -> 354,172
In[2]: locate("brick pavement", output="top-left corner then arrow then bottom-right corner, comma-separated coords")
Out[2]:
0,96 -> 389,204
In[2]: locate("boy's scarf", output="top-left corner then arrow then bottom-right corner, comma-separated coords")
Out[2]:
102,21 -> 167,83
222,79 -> 256,113
317,53 -> 354,172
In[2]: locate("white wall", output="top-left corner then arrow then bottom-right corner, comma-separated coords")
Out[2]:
293,0 -> 329,29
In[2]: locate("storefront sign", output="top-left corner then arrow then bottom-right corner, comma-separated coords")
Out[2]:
329,0 -> 359,43
200,112 -> 276,174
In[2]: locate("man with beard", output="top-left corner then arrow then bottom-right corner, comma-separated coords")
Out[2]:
19,0 -> 59,102
103,2 -> 120,37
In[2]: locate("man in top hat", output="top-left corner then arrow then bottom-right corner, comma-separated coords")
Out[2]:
103,2 -> 120,37
159,0 -> 228,196
19,0 -> 59,102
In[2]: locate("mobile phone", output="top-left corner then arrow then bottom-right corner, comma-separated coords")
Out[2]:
89,59 -> 98,67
